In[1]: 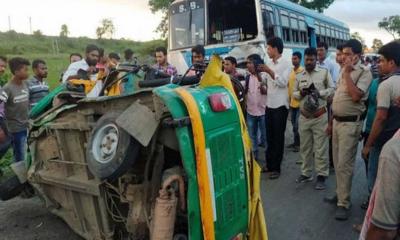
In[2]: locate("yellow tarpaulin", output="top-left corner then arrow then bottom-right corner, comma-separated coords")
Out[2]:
176,55 -> 268,240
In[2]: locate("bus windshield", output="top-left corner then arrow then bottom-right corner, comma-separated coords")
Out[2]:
169,0 -> 205,50
208,0 -> 257,44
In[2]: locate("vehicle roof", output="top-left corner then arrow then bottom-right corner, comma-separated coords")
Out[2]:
170,0 -> 349,30
264,0 -> 348,29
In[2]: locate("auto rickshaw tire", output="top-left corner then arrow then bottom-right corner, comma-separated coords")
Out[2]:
0,175 -> 26,201
86,112 -> 140,181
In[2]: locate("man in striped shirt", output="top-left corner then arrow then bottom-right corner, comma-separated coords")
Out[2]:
27,59 -> 49,108
0,57 -> 30,163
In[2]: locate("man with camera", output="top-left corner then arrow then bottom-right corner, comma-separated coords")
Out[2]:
293,47 -> 334,190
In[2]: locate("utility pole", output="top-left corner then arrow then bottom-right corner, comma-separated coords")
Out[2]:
29,17 -> 32,34
55,39 -> 60,54
8,16 -> 11,31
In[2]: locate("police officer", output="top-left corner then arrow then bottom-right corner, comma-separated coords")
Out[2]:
327,39 -> 373,221
293,47 -> 334,190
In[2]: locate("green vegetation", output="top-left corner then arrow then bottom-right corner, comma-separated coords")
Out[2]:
0,150 -> 13,181
0,30 -> 166,88
379,15 -> 400,40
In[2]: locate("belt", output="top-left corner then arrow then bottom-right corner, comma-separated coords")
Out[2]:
301,107 -> 327,119
333,114 -> 366,122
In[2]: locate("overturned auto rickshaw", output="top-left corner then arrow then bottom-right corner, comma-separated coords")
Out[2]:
11,56 -> 268,240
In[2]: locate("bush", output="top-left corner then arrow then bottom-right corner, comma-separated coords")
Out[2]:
33,30 -> 44,39
0,73 -> 10,86
11,45 -> 24,55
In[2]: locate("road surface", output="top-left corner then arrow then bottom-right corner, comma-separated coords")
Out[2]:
0,123 -> 367,240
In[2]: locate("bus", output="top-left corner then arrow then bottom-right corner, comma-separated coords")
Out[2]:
168,0 -> 350,74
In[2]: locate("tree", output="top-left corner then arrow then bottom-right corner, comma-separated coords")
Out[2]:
33,30 -> 44,39
149,0 -> 336,38
351,32 -> 367,52
289,0 -> 335,13
96,19 -> 115,39
60,24 -> 69,38
351,32 -> 364,43
371,39 -> 383,53
148,0 -> 173,38
378,15 -> 400,40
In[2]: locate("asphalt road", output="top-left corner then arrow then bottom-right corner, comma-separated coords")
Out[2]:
0,122 -> 367,240
261,124 -> 367,240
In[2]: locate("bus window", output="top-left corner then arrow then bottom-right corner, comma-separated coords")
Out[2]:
321,24 -> 326,36
292,29 -> 299,43
208,0 -> 257,44
300,31 -> 307,44
169,0 -> 205,49
280,10 -> 291,42
290,14 -> 299,43
299,17 -> 307,44
262,4 -> 276,39
282,28 -> 291,42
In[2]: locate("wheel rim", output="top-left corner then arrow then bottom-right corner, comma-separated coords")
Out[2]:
92,123 -> 119,164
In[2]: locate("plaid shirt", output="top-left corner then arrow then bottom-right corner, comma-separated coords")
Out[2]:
152,63 -> 178,76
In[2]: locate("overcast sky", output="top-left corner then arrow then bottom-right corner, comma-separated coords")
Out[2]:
0,0 -> 398,46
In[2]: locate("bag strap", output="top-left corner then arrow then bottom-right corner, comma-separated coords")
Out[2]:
244,75 -> 250,95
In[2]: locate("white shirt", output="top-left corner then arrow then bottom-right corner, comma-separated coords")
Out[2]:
266,56 -> 291,109
318,57 -> 340,87
62,59 -> 89,83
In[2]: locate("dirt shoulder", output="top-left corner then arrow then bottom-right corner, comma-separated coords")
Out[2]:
0,197 -> 81,240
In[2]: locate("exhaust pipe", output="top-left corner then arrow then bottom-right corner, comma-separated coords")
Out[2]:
150,174 -> 185,240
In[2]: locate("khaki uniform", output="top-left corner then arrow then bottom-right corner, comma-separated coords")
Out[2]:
332,62 -> 373,208
293,67 -> 334,177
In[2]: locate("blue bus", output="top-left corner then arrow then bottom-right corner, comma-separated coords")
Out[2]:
168,0 -> 350,73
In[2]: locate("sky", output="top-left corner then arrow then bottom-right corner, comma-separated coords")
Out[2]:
324,0 -> 399,46
0,0 -> 163,41
0,0 -> 398,46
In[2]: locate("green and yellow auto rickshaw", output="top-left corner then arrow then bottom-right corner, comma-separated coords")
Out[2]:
7,56 -> 267,240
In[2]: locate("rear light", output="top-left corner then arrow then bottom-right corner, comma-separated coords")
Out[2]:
231,233 -> 243,240
208,92 -> 232,112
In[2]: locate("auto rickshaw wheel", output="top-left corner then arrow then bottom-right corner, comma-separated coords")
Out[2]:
86,112 -> 140,181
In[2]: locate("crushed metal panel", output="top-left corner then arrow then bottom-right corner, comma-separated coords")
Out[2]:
116,100 -> 158,147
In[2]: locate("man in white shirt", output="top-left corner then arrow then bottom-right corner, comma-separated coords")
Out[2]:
62,44 -> 100,83
317,42 -> 340,87
258,37 -> 291,179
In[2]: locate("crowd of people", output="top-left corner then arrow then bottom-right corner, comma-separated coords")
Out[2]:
0,36 -> 399,239
221,37 -> 400,239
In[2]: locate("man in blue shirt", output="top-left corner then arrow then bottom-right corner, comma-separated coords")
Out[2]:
27,59 -> 49,108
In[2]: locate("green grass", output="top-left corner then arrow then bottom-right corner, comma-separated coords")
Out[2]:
0,149 -> 14,182
0,30 -> 167,88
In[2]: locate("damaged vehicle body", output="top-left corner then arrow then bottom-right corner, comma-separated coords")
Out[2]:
25,57 -> 265,240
